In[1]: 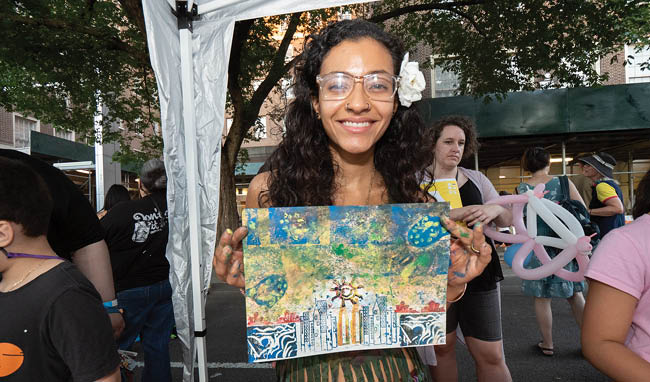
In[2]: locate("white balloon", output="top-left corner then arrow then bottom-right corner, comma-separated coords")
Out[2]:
526,191 -> 537,238
528,195 -> 576,244
542,198 -> 584,237
535,236 -> 569,249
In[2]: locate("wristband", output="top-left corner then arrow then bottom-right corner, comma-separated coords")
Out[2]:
103,299 -> 118,308
103,299 -> 121,314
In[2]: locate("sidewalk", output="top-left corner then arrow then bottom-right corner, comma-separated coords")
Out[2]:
455,259 -> 607,381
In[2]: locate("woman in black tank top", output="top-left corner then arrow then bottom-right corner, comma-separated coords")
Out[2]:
425,116 -> 512,382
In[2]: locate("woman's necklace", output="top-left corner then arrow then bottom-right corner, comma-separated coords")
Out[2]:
5,259 -> 46,292
366,170 -> 376,205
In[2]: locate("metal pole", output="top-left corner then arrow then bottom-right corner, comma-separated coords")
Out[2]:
474,152 -> 479,171
94,98 -> 105,211
180,25 -> 209,382
628,152 -> 634,213
562,141 -> 566,175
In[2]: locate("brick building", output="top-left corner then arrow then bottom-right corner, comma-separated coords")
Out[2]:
0,107 -> 138,208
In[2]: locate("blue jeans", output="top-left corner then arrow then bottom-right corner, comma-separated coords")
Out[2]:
118,279 -> 174,382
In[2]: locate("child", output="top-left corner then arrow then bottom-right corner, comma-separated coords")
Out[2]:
0,157 -> 120,381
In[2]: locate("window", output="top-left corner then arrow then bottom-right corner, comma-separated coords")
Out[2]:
432,63 -> 460,98
254,117 -> 267,140
626,44 -> 650,83
54,128 -> 74,141
225,118 -> 233,136
282,79 -> 295,100
338,12 -> 352,21
285,45 -> 294,63
14,116 -> 36,148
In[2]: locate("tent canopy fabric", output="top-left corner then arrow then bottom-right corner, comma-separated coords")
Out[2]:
141,1 -> 374,380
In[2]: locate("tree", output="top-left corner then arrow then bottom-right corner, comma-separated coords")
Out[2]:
1,1 -> 648,232
0,0 -> 158,164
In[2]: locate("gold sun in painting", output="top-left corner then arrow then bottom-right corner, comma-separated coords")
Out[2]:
330,279 -> 363,306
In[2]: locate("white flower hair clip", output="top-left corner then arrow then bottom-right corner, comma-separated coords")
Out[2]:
398,53 -> 426,107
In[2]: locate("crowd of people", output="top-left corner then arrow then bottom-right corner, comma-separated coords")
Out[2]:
0,18 -> 648,382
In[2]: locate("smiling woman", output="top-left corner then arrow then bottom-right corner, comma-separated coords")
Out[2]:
213,19 -> 495,382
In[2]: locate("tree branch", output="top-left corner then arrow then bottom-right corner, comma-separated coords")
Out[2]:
118,0 -> 148,44
445,7 -> 486,37
248,12 -> 302,116
368,0 -> 486,23
5,13 -> 150,66
225,19 -> 255,163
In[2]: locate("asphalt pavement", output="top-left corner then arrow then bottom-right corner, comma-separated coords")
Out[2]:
130,255 -> 608,381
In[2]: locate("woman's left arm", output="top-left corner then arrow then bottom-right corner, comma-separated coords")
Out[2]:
582,280 -> 650,381
455,204 -> 512,227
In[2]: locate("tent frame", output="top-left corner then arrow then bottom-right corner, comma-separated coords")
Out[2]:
149,2 -> 374,381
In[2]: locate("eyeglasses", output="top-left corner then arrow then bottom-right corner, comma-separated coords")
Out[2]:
316,72 -> 400,102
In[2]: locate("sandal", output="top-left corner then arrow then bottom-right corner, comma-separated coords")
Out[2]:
537,341 -> 554,356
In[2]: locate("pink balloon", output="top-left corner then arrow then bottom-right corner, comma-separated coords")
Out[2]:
479,184 -> 591,281
484,226 -> 529,244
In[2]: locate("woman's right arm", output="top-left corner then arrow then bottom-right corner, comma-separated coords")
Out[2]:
567,178 -> 586,206
582,280 -> 649,381
212,172 -> 270,288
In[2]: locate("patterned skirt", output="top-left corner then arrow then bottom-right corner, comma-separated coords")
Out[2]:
521,246 -> 585,299
275,347 -> 431,382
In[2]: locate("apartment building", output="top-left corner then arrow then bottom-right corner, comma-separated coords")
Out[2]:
0,107 -> 138,208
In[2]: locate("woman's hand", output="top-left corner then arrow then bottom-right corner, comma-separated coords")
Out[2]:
451,204 -> 505,227
213,227 -> 248,289
443,217 -> 492,288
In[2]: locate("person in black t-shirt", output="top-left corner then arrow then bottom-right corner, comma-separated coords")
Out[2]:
0,157 -> 120,381
0,149 -> 125,338
102,159 -> 173,382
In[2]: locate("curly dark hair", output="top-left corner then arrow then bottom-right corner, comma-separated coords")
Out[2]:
632,169 -> 650,219
261,19 -> 433,206
522,147 -> 551,173
431,115 -> 479,160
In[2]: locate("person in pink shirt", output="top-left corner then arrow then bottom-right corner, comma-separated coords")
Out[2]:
582,168 -> 650,381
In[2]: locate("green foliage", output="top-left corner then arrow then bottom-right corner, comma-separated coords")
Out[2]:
373,0 -> 650,97
0,0 -> 159,165
1,0 -> 648,176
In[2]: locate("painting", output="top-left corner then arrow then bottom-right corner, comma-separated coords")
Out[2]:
243,203 -> 450,362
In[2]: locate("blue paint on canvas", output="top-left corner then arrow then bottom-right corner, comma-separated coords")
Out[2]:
248,324 -> 298,362
246,209 -> 261,246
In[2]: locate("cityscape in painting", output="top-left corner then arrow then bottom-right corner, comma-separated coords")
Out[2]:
243,203 -> 450,362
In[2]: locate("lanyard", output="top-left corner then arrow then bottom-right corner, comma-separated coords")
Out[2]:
0,248 -> 64,260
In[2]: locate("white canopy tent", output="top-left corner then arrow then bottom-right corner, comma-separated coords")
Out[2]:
140,1 -> 373,380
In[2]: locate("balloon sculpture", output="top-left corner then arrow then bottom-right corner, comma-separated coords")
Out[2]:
483,183 -> 591,281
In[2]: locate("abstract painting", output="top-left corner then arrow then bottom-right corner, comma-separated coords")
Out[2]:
243,203 -> 450,362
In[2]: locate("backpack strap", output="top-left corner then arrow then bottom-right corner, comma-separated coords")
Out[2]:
559,175 -> 570,202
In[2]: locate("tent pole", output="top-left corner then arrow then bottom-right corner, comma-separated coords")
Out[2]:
562,141 -> 566,175
178,7 -> 208,382
628,151 -> 634,213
